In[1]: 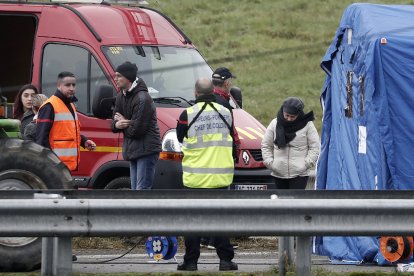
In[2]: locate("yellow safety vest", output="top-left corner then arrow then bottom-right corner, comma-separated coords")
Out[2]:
182,101 -> 234,188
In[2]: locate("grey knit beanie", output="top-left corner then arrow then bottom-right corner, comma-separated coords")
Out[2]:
116,61 -> 138,83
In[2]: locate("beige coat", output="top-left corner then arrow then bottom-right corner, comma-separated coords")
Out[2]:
261,119 -> 320,178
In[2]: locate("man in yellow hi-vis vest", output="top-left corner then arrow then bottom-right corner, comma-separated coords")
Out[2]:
175,78 -> 238,272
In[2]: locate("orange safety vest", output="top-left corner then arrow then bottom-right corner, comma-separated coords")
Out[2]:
45,95 -> 81,171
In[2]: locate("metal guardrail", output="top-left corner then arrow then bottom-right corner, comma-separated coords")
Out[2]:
1,190 -> 414,275
2,197 -> 414,236
1,189 -> 414,199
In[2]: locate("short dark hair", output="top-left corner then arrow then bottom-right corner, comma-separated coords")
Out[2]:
57,71 -> 75,83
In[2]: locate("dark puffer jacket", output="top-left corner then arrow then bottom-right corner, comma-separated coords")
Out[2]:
20,110 -> 35,135
24,120 -> 36,141
111,78 -> 161,161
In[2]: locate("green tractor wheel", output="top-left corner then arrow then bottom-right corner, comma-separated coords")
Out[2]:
0,139 -> 73,271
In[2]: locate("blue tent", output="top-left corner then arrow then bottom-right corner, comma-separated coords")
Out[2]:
316,3 -> 414,262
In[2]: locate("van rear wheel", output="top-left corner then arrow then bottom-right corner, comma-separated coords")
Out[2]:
104,176 -> 131,190
0,139 -> 72,271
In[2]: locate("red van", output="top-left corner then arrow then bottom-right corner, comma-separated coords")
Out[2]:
0,0 -> 273,191
0,1 -> 273,269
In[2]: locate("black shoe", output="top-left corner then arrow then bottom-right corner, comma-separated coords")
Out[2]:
72,254 -> 77,262
219,260 -> 238,271
177,262 -> 198,271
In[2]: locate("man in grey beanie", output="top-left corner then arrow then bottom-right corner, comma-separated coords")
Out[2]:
111,61 -> 161,190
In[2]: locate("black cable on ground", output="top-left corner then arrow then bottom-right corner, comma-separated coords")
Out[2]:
74,236 -> 146,264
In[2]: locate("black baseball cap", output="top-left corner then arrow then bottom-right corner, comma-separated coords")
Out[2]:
212,67 -> 236,80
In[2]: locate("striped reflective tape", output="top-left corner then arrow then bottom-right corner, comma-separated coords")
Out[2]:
235,127 -> 266,140
53,148 -> 78,157
54,113 -> 75,121
182,166 -> 234,174
183,139 -> 233,149
236,127 -> 256,139
80,146 -> 120,152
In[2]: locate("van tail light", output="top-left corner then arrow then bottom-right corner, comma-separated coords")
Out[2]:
159,152 -> 183,161
0,106 -> 5,118
0,95 -> 7,118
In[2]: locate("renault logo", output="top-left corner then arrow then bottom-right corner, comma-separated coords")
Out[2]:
242,151 -> 250,165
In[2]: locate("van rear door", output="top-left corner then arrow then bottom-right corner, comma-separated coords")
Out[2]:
0,13 -> 37,107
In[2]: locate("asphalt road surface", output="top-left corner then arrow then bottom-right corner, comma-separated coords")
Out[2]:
72,250 -> 397,274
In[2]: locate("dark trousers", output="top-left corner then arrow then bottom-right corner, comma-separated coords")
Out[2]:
184,235 -> 234,263
273,176 -> 309,189
182,186 -> 234,263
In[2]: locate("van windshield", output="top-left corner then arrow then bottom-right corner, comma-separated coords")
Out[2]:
103,46 -> 212,103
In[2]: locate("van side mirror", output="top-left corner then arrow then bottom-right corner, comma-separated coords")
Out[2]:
92,85 -> 116,119
230,87 -> 242,108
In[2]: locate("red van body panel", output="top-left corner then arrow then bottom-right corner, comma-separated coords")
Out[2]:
1,2 -> 273,190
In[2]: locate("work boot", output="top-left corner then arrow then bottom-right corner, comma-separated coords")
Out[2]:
200,240 -> 208,248
219,260 -> 238,271
177,262 -> 198,271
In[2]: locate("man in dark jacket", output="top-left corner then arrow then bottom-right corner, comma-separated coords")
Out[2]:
212,67 -> 235,110
212,67 -> 241,163
111,61 -> 161,190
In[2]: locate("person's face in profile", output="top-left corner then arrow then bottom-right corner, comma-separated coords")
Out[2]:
114,72 -> 130,90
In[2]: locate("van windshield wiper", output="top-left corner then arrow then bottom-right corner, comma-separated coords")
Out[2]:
153,97 -> 193,106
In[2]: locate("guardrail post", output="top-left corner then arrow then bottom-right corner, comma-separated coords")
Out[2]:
52,237 -> 72,276
296,236 -> 311,276
41,237 -> 54,276
278,236 -> 294,276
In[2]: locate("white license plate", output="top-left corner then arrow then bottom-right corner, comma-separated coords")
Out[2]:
235,184 -> 267,190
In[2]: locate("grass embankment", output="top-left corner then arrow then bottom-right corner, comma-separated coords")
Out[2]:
75,1 -> 414,274
151,0 -> 414,132
5,1 -> 414,275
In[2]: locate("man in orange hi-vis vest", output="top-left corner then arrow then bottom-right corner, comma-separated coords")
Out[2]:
36,71 -> 96,171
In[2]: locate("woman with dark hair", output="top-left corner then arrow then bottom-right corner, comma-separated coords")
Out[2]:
13,84 -> 39,135
261,97 -> 320,189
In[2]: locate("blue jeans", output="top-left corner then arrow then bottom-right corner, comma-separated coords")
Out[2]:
130,153 -> 159,190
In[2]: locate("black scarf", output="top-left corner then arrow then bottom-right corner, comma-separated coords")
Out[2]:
274,107 -> 314,148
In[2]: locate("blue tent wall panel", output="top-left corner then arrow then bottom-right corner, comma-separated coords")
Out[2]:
316,3 -> 414,261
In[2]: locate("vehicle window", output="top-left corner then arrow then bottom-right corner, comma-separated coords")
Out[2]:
90,56 -> 113,113
102,46 -> 212,101
42,44 -> 111,115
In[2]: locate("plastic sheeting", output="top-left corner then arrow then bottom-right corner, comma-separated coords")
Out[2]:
316,3 -> 414,262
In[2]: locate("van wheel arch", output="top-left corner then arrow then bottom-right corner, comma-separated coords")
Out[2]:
89,161 -> 130,189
